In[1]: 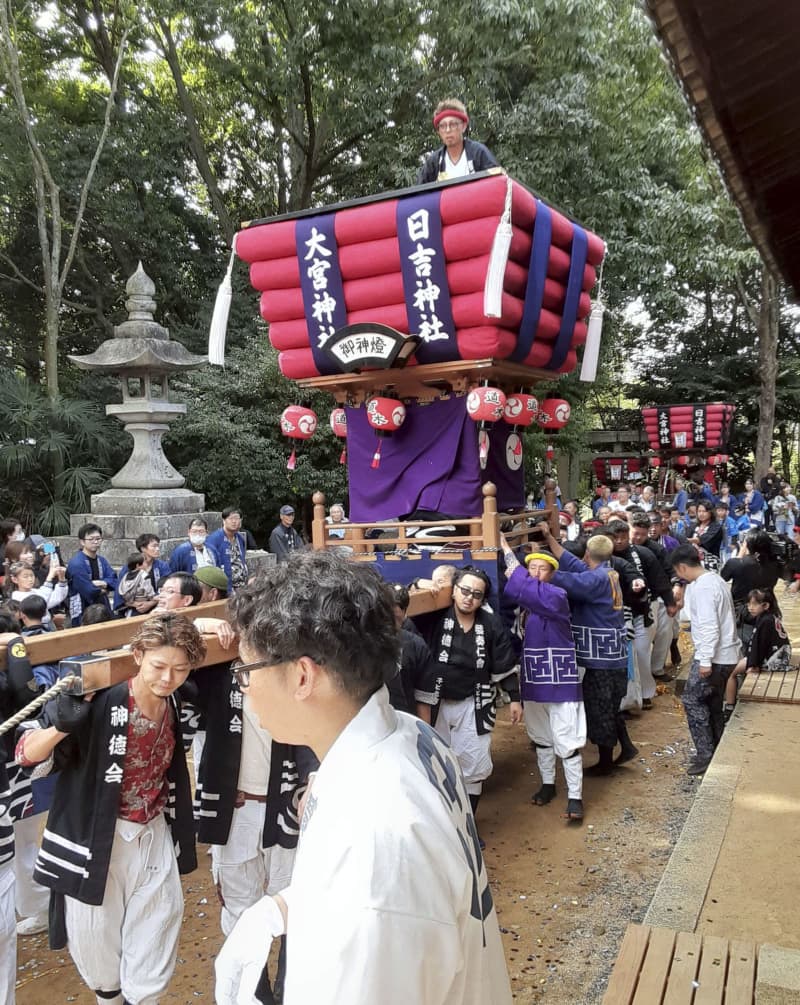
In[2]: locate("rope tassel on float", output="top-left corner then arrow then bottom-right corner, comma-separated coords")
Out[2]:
580,248 -> 606,383
208,234 -> 238,368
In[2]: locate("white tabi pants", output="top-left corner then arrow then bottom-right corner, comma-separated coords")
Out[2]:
211,798 -> 296,936
650,599 -> 674,677
0,864 -> 16,1004
435,698 -> 492,795
524,702 -> 586,799
65,814 -> 183,1005
14,813 -> 50,919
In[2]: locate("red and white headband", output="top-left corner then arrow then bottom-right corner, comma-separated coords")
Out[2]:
433,108 -> 469,130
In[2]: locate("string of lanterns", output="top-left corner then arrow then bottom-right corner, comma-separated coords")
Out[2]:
279,389 -> 572,469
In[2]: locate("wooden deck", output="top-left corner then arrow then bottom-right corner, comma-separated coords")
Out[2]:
738,587 -> 800,705
603,924 -> 757,1005
738,668 -> 800,704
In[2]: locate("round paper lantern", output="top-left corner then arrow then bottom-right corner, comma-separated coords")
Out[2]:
467,386 -> 506,423
503,393 -> 538,427
366,396 -> 406,468
650,457 -> 662,468
280,405 -> 318,470
330,407 -> 347,465
537,398 -> 571,430
545,443 -> 555,461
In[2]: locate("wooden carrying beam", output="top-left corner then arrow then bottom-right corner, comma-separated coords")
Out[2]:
0,591 -> 448,690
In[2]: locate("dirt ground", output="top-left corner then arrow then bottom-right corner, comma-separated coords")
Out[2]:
15,682 -> 698,1004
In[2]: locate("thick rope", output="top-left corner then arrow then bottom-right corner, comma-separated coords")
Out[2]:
0,674 -> 78,738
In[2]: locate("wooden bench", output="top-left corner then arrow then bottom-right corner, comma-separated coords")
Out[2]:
738,669 -> 800,705
603,924 -> 757,1004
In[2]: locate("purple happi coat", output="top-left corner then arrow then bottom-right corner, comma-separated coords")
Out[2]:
504,565 -> 582,703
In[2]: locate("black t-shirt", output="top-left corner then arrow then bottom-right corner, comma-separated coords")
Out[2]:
88,556 -> 100,580
720,557 -> 780,606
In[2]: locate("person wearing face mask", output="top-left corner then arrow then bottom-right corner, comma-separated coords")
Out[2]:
169,518 -> 222,575
0,518 -> 25,571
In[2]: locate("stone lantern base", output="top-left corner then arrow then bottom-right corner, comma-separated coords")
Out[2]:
58,487 -> 273,576
59,489 -> 222,569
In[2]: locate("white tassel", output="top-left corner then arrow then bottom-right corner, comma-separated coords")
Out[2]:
208,235 -> 237,367
579,300 -> 605,382
483,174 -> 513,318
579,247 -> 606,382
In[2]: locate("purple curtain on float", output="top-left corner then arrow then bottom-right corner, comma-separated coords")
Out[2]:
346,396 -> 525,522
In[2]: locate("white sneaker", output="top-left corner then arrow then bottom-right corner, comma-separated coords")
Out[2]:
16,913 -> 48,935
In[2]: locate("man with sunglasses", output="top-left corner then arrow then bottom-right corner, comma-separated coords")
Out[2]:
427,567 -> 520,844
215,552 -> 513,1005
417,98 -> 498,183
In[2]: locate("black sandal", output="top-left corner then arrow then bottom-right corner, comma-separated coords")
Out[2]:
565,798 -> 584,822
532,783 -> 557,805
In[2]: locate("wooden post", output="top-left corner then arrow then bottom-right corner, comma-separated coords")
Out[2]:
481,482 -> 499,551
312,491 -> 327,550
544,477 -> 558,536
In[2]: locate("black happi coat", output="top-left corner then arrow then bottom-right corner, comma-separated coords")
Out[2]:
30,683 -> 196,905
427,606 -> 519,735
190,666 -> 317,850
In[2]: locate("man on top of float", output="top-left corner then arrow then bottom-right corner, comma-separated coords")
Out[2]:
417,98 -> 498,183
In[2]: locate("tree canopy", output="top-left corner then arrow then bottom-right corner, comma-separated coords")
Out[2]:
0,0 -> 793,533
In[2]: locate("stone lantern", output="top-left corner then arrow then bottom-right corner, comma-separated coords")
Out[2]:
70,262 -> 206,490
64,264 -> 216,566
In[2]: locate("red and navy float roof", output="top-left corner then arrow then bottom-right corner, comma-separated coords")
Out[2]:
641,403 -> 736,454
237,171 -> 605,382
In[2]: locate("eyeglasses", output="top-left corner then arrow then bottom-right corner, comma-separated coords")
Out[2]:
438,120 -> 463,132
230,656 -> 282,688
457,584 -> 485,602
84,536 -> 102,543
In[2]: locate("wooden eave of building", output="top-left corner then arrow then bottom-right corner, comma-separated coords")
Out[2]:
643,0 -> 800,298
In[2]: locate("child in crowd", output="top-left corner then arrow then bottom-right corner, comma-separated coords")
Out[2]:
7,559 -> 67,627
116,553 -> 155,618
715,502 -> 738,564
724,588 -> 791,720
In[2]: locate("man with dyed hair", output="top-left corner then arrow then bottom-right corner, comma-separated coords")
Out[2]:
418,98 -> 498,183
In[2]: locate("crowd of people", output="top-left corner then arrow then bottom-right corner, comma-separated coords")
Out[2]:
0,467 -> 795,1003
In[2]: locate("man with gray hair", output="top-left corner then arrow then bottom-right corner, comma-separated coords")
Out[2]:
540,528 -> 631,775
215,551 -> 512,1005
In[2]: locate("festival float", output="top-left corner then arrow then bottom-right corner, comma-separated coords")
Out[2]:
221,170 -> 608,588
641,402 -> 736,493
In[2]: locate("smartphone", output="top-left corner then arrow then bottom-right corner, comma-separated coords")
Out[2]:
42,541 -> 56,555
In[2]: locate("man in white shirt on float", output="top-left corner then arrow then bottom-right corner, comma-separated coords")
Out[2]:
215,551 -> 513,1005
671,544 -> 740,776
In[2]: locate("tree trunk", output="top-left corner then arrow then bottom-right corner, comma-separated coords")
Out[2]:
754,268 -> 779,481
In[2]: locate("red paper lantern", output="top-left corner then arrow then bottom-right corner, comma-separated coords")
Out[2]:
545,443 -> 555,461
280,405 -> 317,470
537,398 -> 571,430
650,457 -> 662,468
366,396 -> 406,468
467,386 -> 507,423
330,407 -> 348,465
503,393 -> 538,427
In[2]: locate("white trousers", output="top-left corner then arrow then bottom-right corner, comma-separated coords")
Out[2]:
650,600 -> 674,677
523,702 -> 586,799
65,814 -> 183,1005
634,615 -> 656,700
435,698 -> 492,795
211,799 -> 296,936
0,864 -> 16,1004
13,813 -> 50,919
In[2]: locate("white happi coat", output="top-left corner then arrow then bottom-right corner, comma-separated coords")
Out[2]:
280,686 -> 512,1005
